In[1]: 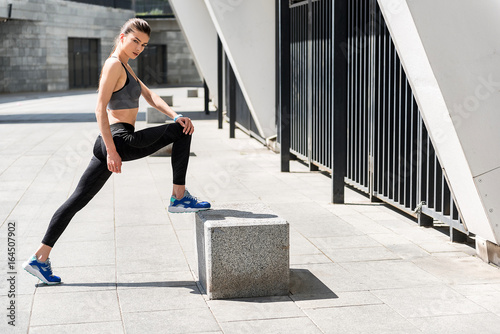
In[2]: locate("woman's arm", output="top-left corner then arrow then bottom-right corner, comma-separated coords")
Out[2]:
139,81 -> 194,135
96,59 -> 124,173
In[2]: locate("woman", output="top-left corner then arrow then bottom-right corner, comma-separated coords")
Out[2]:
22,18 -> 210,285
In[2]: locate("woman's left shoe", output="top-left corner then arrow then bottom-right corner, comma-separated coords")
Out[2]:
22,255 -> 62,285
168,190 -> 211,213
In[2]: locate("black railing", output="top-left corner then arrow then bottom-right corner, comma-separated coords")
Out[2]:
224,55 -> 263,142
289,3 -> 308,162
278,0 -> 467,240
135,0 -> 174,16
65,0 -> 132,10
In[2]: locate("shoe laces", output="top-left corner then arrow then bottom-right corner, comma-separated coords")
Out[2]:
44,258 -> 55,276
184,191 -> 198,202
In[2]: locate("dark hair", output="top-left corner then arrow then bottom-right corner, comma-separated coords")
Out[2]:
109,18 -> 151,57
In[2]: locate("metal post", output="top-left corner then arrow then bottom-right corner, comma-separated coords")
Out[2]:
306,0 -> 314,171
450,227 -> 468,243
217,36 -> 223,129
418,212 -> 434,227
229,66 -> 236,138
331,0 -> 348,204
204,80 -> 210,115
278,0 -> 291,172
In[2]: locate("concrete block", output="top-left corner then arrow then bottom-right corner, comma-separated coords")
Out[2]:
187,89 -> 198,97
476,236 -> 500,267
196,203 -> 290,299
146,107 -> 168,123
151,143 -> 173,157
161,95 -> 173,106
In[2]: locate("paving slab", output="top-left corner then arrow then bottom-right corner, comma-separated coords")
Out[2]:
206,296 -> 306,322
340,260 -> 441,289
29,321 -> 125,334
122,307 -> 221,334
304,304 -> 421,333
408,313 -> 500,334
117,285 -> 206,313
371,285 -> 488,318
218,317 -> 322,334
30,290 -> 121,327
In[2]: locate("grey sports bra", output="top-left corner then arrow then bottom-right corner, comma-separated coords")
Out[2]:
107,58 -> 141,110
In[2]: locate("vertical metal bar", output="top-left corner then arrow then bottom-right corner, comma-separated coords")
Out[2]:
397,61 -> 402,203
375,3 -> 382,197
418,115 -> 433,226
385,30 -> 391,198
307,0 -> 315,170
217,36 -> 223,129
381,13 -> 386,197
332,0 -> 348,203
311,0 -> 317,166
347,0 -> 351,180
368,0 -> 375,199
353,0 -> 359,184
229,65 -> 236,138
204,79 -> 210,115
278,0 -> 291,172
365,0 -> 370,189
390,34 -> 397,198
361,0 -> 365,187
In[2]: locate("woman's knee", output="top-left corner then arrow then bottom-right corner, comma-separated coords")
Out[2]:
169,122 -> 192,140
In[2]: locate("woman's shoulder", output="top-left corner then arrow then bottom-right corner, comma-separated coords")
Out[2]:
104,57 -> 123,68
102,57 -> 124,77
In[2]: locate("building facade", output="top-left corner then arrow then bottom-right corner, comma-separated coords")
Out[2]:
0,0 -> 201,93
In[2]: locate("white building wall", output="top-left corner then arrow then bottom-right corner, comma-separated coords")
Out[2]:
168,0 -> 218,101
204,0 -> 276,139
378,0 -> 500,243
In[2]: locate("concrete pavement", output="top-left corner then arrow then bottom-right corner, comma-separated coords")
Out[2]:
1,88 -> 500,333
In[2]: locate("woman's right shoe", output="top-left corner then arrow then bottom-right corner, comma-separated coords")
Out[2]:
168,189 -> 211,213
22,255 -> 62,285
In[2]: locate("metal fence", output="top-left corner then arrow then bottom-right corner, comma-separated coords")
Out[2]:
280,0 -> 467,240
65,0 -> 132,10
65,0 -> 174,14
289,0 -> 335,171
224,54 -> 263,141
135,0 -> 174,16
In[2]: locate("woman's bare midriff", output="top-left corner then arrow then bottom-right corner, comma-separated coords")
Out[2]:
108,108 -> 139,127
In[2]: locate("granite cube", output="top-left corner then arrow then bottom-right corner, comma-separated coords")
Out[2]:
187,89 -> 198,97
195,203 -> 290,299
146,107 -> 169,123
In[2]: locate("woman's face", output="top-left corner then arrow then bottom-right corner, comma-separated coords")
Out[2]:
120,30 -> 149,59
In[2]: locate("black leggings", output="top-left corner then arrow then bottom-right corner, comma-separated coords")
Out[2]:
41,122 -> 191,247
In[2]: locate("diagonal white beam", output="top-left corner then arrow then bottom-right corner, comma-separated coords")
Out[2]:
169,0 -> 218,103
204,0 -> 276,139
378,0 -> 498,242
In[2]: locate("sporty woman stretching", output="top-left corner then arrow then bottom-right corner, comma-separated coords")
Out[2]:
22,18 -> 210,285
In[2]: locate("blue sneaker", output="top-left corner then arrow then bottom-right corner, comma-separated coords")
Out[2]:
168,190 -> 211,213
22,255 -> 61,285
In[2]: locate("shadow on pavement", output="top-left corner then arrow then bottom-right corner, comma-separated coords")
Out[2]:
214,269 -> 338,302
0,112 -> 146,123
36,280 -> 199,291
199,209 -> 279,220
289,268 -> 338,301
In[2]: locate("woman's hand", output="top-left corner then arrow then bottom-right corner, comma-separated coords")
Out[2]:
107,150 -> 122,173
176,117 -> 194,135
